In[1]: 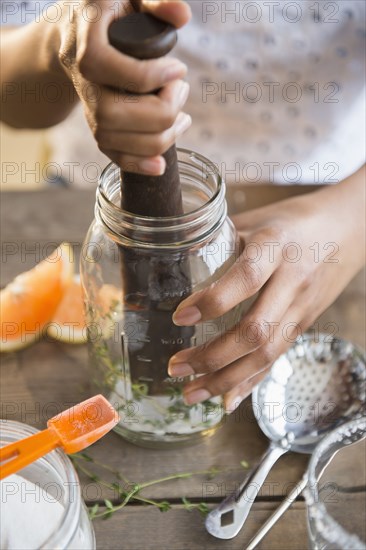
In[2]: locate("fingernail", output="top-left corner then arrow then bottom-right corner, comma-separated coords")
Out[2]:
184,388 -> 211,406
139,157 -> 165,175
174,113 -> 192,136
177,82 -> 190,106
168,363 -> 194,378
224,395 -> 244,414
163,61 -> 188,82
173,306 -> 201,326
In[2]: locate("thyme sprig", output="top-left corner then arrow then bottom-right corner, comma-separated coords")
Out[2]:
71,452 -> 249,521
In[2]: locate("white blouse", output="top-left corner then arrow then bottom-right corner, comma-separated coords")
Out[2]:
1,0 -> 365,186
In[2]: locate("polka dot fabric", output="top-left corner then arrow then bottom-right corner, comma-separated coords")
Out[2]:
176,1 -> 366,184
1,0 -> 365,186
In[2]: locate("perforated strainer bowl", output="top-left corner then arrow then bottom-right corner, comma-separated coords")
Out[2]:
253,333 -> 366,453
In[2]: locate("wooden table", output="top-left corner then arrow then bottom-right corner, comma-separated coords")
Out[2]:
1,187 -> 365,550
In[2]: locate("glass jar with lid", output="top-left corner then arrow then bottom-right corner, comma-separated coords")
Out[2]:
80,149 -> 242,448
0,419 -> 95,549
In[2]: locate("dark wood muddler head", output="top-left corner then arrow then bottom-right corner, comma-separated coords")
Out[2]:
108,13 -> 183,217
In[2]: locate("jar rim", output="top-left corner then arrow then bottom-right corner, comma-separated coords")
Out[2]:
0,419 -> 82,549
96,148 -> 227,249
98,148 -> 224,223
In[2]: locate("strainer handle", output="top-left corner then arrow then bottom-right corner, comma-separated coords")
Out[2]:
205,443 -> 288,539
246,473 -> 309,549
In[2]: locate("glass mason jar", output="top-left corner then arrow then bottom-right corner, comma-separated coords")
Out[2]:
0,420 -> 95,549
81,149 -> 242,448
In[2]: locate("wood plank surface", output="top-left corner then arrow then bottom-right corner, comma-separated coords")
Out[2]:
92,493 -> 366,550
92,502 -> 309,550
1,187 -> 365,550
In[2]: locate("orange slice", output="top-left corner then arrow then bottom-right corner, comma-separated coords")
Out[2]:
47,274 -> 87,344
0,243 -> 73,352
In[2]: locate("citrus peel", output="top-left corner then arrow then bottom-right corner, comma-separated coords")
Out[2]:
0,243 -> 74,352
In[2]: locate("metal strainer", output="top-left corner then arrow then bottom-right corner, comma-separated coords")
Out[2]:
205,333 -> 366,540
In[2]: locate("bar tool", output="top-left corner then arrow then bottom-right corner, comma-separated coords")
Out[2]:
205,333 -> 366,539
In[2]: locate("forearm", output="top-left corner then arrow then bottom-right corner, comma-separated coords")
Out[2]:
313,164 -> 366,269
0,19 -> 78,128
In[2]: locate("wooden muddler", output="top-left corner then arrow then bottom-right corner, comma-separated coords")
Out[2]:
108,14 -> 194,396
108,13 -> 183,216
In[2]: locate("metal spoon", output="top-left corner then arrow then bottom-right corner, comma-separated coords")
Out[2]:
205,333 -> 366,540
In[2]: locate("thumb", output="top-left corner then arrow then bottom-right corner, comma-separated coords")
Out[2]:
141,0 -> 192,28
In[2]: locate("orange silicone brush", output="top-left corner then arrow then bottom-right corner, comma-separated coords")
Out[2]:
0,395 -> 119,480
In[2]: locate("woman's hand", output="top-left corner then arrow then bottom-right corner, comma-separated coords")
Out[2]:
1,0 -> 192,174
57,0 -> 192,174
168,166 -> 366,412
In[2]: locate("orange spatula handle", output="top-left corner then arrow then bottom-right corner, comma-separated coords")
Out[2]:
0,428 -> 60,480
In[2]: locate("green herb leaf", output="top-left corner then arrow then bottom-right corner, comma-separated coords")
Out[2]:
182,496 -> 192,510
197,502 -> 210,517
79,452 -> 94,462
75,450 -> 237,522
89,504 -> 99,520
181,498 -> 210,517
104,499 -> 114,510
90,473 -> 100,482
103,510 -> 113,520
158,501 -> 171,512
207,466 -> 220,479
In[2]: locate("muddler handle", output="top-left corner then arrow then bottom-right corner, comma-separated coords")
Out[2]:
108,13 -> 183,217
